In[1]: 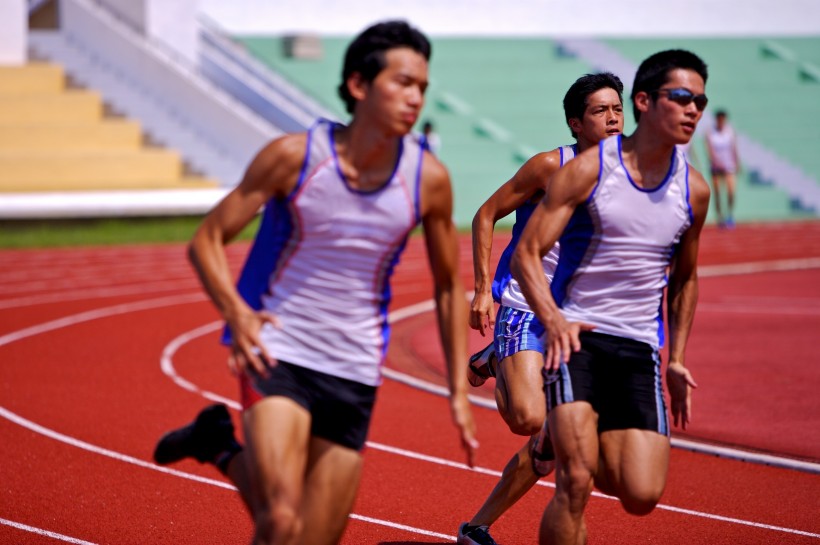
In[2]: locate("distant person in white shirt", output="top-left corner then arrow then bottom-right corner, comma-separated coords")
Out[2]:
421,119 -> 442,154
706,110 -> 740,228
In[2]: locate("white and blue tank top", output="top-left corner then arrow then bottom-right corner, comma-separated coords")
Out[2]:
551,135 -> 693,349
491,144 -> 577,311
227,119 -> 424,386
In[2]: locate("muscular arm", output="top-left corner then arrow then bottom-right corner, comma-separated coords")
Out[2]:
470,150 -> 561,335
511,149 -> 600,370
665,168 -> 711,429
188,134 -> 306,375
420,153 -> 478,465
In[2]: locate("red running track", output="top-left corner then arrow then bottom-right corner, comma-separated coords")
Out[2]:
1,221 -> 819,544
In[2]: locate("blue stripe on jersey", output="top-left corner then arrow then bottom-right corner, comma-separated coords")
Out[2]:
550,205 -> 595,308
491,202 -> 537,302
652,351 -> 669,436
377,230 -> 413,361
683,160 -> 694,224
414,143 -> 423,224
221,198 -> 295,345
377,139 -> 423,360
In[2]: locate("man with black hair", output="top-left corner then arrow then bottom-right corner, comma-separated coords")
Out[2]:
512,49 -> 710,544
459,72 -> 625,545
153,20 -> 477,545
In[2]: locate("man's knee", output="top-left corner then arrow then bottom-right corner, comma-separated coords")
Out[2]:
254,503 -> 303,544
557,466 -> 595,512
503,405 -> 544,436
618,484 -> 664,516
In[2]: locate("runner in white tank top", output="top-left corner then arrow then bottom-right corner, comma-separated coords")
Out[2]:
511,50 -> 711,544
552,134 -> 693,349
236,118 -> 424,386
153,21 -> 478,544
459,73 -> 625,545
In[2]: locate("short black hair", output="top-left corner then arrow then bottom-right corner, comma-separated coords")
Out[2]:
337,20 -> 431,114
631,49 -> 708,122
562,72 -> 624,139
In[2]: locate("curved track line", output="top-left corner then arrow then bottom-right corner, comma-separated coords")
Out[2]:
0,406 -> 457,541
0,293 -> 205,346
158,317 -> 820,539
0,517 -> 100,545
1,274 -> 818,541
698,257 -> 820,277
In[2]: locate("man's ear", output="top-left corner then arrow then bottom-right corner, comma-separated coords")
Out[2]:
568,117 -> 583,135
347,72 -> 368,102
634,90 -> 652,115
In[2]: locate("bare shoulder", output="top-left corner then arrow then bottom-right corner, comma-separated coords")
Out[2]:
241,132 -> 309,197
517,149 -> 563,187
549,144 -> 601,202
419,149 -> 453,204
686,165 -> 711,209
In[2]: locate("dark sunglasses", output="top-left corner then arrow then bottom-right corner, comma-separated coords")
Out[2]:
651,88 -> 708,111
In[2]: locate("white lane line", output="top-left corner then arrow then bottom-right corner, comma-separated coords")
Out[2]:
159,314 -> 820,539
0,279 -> 818,540
0,293 -> 206,347
348,515 -> 456,541
0,517 -> 100,545
0,406 -> 461,542
698,257 -> 820,277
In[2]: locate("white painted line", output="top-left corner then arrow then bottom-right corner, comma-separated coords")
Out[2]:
699,257 -> 820,277
0,517 -> 100,545
348,514 -> 457,541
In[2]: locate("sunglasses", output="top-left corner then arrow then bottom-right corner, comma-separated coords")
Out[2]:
651,88 -> 708,111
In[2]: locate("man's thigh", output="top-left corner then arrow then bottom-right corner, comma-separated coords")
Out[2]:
300,437 -> 364,545
598,428 -> 670,504
497,349 -> 547,417
243,396 -> 313,509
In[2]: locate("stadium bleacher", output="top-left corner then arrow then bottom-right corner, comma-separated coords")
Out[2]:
236,35 -> 820,227
0,62 -> 217,193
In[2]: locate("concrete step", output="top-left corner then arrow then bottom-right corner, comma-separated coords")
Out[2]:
0,90 -> 103,123
0,149 -> 184,187
0,120 -> 143,151
0,63 -> 65,94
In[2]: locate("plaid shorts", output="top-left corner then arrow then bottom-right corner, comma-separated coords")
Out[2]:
493,305 -> 546,361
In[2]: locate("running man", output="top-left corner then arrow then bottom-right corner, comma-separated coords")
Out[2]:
511,49 -> 710,545
459,73 -> 625,545
153,20 -> 477,545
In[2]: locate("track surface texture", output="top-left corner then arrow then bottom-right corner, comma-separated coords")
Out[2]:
1,220 -> 819,544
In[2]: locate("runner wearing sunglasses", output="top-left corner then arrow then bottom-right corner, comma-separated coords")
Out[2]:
512,49 -> 711,545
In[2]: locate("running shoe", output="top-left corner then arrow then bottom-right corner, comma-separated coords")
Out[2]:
457,522 -> 499,545
530,420 -> 555,477
153,404 -> 241,465
467,342 -> 497,387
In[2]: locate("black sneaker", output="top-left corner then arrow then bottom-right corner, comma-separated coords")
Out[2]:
530,420 -> 555,477
457,522 -> 499,545
153,404 -> 241,465
467,342 -> 497,387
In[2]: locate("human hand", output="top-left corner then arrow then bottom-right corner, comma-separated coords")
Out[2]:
450,392 -> 479,467
469,290 -> 495,336
544,318 -> 595,371
666,361 -> 698,429
227,310 -> 280,377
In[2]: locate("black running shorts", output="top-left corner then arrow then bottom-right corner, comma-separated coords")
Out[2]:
240,360 -> 377,451
544,331 -> 670,436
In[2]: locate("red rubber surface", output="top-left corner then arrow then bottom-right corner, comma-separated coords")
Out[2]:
1,221 -> 819,544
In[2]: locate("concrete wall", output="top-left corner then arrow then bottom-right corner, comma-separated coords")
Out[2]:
200,0 -> 820,37
0,0 -> 27,64
98,0 -> 200,63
